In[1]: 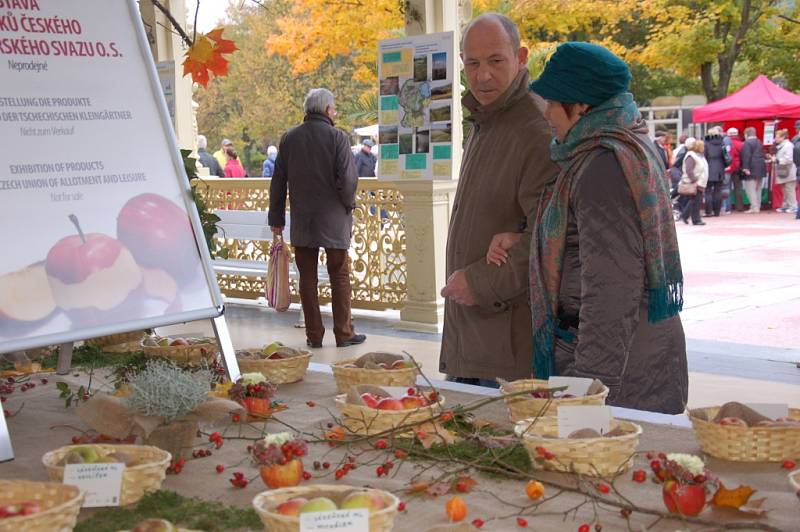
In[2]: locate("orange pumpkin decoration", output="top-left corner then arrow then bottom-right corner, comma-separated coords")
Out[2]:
526,480 -> 545,500
445,495 -> 467,522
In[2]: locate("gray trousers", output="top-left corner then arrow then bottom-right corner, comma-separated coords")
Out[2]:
742,179 -> 762,212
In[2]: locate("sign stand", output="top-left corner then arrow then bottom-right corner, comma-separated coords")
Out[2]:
0,403 -> 12,463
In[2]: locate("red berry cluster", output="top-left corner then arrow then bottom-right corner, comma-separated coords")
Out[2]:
375,460 -> 394,477
631,469 -> 647,483
249,437 -> 308,467
167,457 -> 186,474
229,471 -> 248,488
208,432 -> 224,449
19,381 -> 36,392
534,446 -> 556,460
335,456 -> 358,480
192,448 -> 212,459
782,459 -> 796,470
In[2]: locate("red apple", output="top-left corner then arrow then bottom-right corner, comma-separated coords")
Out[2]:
0,504 -> 20,518
117,193 -> 201,284
340,490 -> 386,512
169,338 -> 190,347
19,501 -> 40,516
376,398 -> 405,410
391,360 -> 409,369
662,480 -> 706,516
267,352 -> 284,360
276,497 -> 309,516
400,396 -> 426,409
0,262 -> 57,334
719,417 -> 748,427
46,215 -> 142,325
260,458 -> 304,489
360,393 -> 380,408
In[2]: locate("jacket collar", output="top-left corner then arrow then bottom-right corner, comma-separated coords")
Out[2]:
463,70 -> 530,124
304,112 -> 334,127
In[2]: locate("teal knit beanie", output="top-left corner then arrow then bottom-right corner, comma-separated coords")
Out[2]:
529,42 -> 631,106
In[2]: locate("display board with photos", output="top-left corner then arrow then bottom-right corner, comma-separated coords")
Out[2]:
0,0 -> 224,354
377,32 -> 456,180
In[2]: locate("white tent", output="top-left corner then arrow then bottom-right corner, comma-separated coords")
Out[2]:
354,124 -> 378,137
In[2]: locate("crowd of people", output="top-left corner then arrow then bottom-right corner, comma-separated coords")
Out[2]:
657,123 -> 800,223
197,12 -> 800,416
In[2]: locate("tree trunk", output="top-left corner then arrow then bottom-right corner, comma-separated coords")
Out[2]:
700,63 -> 716,101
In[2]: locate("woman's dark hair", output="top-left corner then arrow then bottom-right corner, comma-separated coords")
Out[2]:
227,148 -> 238,160
560,102 -> 589,119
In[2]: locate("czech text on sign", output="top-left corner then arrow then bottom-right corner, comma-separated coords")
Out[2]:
63,462 -> 124,507
299,509 -> 369,531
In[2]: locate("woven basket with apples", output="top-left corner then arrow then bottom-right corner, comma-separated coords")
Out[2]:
335,385 -> 443,436
0,480 -> 83,532
500,378 -> 609,422
688,402 -> 800,461
332,352 -> 421,393
85,330 -> 147,351
42,444 -> 170,505
141,335 -> 218,366
236,342 -> 312,384
253,485 -> 399,532
515,417 -> 642,476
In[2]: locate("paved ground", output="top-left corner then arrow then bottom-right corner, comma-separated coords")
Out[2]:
160,209 -> 800,409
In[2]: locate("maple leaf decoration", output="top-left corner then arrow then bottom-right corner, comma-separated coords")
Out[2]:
712,483 -> 755,509
182,27 -> 238,87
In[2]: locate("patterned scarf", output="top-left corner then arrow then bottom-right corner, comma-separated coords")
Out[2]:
530,93 -> 683,379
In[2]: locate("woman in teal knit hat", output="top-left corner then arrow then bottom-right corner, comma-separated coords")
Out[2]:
486,42 -> 688,414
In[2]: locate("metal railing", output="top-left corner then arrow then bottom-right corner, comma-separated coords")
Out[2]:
193,177 -> 407,310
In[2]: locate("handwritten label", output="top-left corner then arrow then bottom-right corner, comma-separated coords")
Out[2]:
299,509 -> 369,531
548,376 -> 594,397
746,403 -> 789,420
557,405 -> 612,438
63,462 -> 124,507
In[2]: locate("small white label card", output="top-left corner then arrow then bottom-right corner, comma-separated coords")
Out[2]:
746,403 -> 789,420
63,463 -> 124,507
548,376 -> 594,397
557,405 -> 612,438
300,509 -> 369,531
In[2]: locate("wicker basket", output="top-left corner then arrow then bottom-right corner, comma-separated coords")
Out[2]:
515,417 -> 642,476
237,349 -> 312,384
252,484 -> 399,532
501,379 -> 609,422
42,444 -> 171,505
334,394 -> 444,436
141,337 -> 219,366
0,480 -> 83,532
86,330 -> 146,349
331,358 -> 420,394
689,407 -> 800,462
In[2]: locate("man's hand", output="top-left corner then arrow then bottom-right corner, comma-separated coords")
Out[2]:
271,226 -> 283,237
742,169 -> 751,176
441,269 -> 476,306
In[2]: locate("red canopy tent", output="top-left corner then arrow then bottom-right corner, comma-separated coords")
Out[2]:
692,75 -> 800,209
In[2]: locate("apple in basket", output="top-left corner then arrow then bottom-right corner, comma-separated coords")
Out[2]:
376,397 -> 405,410
719,417 -> 748,427
0,501 -> 41,519
276,497 -> 309,516
299,497 -> 338,514
340,490 -> 387,511
361,393 -> 380,408
400,395 -> 427,409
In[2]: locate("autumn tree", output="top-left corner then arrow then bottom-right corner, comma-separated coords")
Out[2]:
194,1 -> 371,174
477,0 -> 799,102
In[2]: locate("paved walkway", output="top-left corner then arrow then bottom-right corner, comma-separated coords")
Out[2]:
161,209 -> 800,410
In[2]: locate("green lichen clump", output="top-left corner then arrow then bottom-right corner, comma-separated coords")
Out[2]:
126,360 -> 210,422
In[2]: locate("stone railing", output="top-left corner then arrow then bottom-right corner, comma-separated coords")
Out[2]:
193,177 -> 407,310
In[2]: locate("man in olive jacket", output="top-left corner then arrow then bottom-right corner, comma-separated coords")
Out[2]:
439,14 -> 558,384
269,88 -> 366,349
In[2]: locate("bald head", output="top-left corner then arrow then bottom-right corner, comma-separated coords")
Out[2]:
461,13 -> 528,106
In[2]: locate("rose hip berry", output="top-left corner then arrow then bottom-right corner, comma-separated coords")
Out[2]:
517,517 -> 528,527
216,465 -> 225,473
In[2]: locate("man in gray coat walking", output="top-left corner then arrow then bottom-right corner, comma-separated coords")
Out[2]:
269,88 -> 366,348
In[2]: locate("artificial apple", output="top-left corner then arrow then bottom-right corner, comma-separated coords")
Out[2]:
376,398 -> 405,411
46,215 -> 142,325
719,417 -> 748,427
260,458 -> 304,489
340,490 -> 386,512
400,396 -> 426,409
299,497 -> 337,514
117,193 -> 201,284
662,480 -> 706,516
72,446 -> 101,464
276,497 -> 309,516
0,262 -> 57,334
360,393 -> 380,409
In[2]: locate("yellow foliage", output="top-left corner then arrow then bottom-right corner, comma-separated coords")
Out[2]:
266,0 -> 403,82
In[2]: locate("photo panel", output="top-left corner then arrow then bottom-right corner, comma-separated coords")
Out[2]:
379,126 -> 399,145
380,76 -> 400,95
413,55 -> 428,82
399,132 -> 414,155
431,123 -> 452,143
429,104 -> 451,123
432,52 -> 447,81
416,130 -> 430,153
430,83 -> 453,101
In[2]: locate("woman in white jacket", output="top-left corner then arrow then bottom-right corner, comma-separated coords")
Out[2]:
679,139 -> 708,225
772,129 -> 797,213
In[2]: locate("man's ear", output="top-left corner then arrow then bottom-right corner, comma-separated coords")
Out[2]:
517,47 -> 529,69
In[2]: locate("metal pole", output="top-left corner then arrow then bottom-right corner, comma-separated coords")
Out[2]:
56,342 -> 74,375
211,312 -> 240,382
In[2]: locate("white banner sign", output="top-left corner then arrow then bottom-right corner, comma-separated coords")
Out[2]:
0,0 -> 222,352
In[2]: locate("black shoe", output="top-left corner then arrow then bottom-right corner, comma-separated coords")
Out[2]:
693,221 -> 706,226
306,339 -> 322,348
336,334 -> 366,347
681,217 -> 688,224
